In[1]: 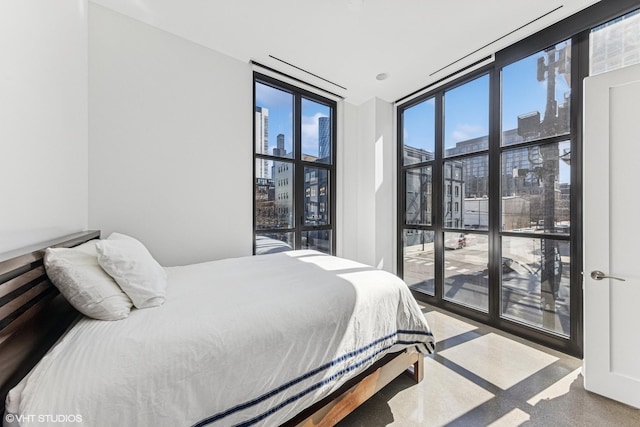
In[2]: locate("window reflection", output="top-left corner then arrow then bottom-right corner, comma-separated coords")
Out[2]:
502,40 -> 572,145
501,141 -> 570,234
404,230 -> 435,296
502,237 -> 570,337
255,233 -> 294,255
302,230 -> 331,254
406,167 -> 432,226
444,233 -> 489,312
590,9 -> 640,75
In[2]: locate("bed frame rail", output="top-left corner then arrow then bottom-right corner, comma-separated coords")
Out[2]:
284,350 -> 424,427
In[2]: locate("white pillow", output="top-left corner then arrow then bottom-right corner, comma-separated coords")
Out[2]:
96,233 -> 167,309
44,240 -> 133,321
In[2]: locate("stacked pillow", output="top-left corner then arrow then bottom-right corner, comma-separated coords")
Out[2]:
44,232 -> 167,321
96,233 -> 167,309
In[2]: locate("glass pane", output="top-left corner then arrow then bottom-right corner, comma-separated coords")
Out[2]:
301,98 -> 332,164
444,233 -> 488,312
255,82 -> 294,163
304,167 -> 329,226
590,9 -> 640,76
255,232 -> 294,255
501,237 -> 570,337
501,40 -> 571,145
444,155 -> 489,230
403,98 -> 435,165
404,230 -> 435,296
405,166 -> 432,226
501,141 -> 570,234
255,160 -> 294,229
444,74 -> 489,156
302,230 -> 331,254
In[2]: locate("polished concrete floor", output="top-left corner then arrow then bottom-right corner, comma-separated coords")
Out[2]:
338,304 -> 640,427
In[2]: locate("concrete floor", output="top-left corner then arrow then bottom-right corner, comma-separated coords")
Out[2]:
338,304 -> 640,427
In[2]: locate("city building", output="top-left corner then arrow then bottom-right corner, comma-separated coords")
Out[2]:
318,116 -> 330,160
273,162 -> 292,227
591,9 -> 640,75
444,161 -> 464,228
255,106 -> 270,179
273,133 -> 287,157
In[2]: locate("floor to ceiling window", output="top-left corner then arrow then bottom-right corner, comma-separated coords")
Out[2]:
253,74 -> 336,255
398,1 -> 640,356
442,75 -> 490,313
399,55 -> 578,353
499,39 -> 573,337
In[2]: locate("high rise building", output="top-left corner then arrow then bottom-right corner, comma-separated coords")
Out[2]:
318,116 -> 330,160
255,106 -> 270,179
274,163 -> 293,227
590,10 -> 640,75
273,133 -> 287,157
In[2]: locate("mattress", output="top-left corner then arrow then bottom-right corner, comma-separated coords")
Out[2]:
4,250 -> 434,426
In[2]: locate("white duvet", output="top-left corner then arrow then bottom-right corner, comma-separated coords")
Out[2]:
5,250 -> 434,427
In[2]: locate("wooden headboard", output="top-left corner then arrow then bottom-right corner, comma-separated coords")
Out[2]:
0,230 -> 99,413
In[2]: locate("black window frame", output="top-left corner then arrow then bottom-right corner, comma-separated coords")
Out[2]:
397,0 -> 640,357
253,73 -> 337,255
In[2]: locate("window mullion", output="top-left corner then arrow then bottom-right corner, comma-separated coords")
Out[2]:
294,93 -> 303,249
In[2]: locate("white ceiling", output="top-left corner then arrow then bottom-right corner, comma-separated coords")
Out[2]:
90,0 -> 600,105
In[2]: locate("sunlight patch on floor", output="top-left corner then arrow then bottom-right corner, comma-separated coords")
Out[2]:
389,356 -> 494,426
439,333 -> 559,390
424,310 -> 478,342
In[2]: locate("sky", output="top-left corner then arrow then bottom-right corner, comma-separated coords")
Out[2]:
256,42 -> 572,184
403,41 -> 572,184
255,82 -> 330,160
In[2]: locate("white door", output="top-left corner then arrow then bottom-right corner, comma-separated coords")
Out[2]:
583,63 -> 640,409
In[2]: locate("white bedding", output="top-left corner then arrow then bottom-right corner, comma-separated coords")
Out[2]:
4,250 -> 434,427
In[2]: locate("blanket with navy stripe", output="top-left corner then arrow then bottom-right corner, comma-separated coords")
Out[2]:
6,250 -> 434,427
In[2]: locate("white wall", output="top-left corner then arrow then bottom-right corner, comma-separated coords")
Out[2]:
0,0 -> 397,268
337,102 -> 360,261
88,4 -> 253,266
340,98 -> 396,273
374,98 -> 396,272
0,0 -> 89,254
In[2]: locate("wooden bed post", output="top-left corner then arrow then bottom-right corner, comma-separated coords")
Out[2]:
412,353 -> 424,383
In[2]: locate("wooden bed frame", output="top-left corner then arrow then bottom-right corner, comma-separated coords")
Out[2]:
0,231 -> 424,426
0,230 -> 100,416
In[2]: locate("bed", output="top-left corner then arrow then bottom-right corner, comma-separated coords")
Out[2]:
1,231 -> 434,426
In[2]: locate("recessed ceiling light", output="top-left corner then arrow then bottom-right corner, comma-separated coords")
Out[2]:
376,73 -> 389,81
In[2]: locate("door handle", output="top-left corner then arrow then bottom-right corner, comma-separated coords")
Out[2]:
590,270 -> 626,281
